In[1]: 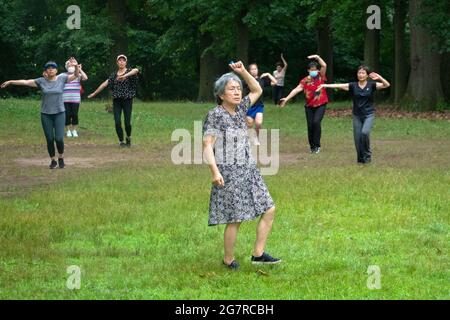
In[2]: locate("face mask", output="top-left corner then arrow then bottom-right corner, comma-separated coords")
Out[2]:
67,66 -> 75,73
309,70 -> 319,78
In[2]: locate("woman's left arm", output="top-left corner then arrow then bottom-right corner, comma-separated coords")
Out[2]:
308,54 -> 327,78
79,64 -> 88,81
370,72 -> 390,90
117,68 -> 140,81
67,57 -> 80,82
261,73 -> 278,86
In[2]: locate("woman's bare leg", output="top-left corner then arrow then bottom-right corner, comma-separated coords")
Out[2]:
253,206 -> 275,257
224,222 -> 241,264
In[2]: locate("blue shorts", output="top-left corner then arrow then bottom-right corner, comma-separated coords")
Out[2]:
246,103 -> 264,119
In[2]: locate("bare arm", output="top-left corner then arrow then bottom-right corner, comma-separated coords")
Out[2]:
79,65 -> 88,81
279,84 -> 304,108
316,83 -> 350,92
116,68 -> 140,81
281,53 -> 288,72
203,135 -> 224,187
308,54 -> 327,78
88,80 -> 109,98
1,80 -> 38,89
66,57 -> 80,82
229,61 -> 262,107
261,73 -> 278,86
369,72 -> 390,90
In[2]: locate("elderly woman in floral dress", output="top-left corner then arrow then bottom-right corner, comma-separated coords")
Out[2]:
203,61 -> 281,270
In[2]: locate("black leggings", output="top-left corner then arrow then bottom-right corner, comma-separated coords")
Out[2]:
305,104 -> 326,149
272,85 -> 284,105
41,112 -> 65,157
64,102 -> 80,126
113,98 -> 133,142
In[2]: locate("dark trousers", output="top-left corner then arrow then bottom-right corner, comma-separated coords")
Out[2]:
64,102 -> 80,126
113,98 -> 133,142
305,104 -> 326,149
272,85 -> 284,105
353,114 -> 375,163
41,112 -> 65,157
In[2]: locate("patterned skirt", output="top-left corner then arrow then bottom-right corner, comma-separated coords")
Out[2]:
208,163 -> 275,226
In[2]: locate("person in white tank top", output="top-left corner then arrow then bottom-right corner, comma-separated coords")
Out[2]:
272,53 -> 288,105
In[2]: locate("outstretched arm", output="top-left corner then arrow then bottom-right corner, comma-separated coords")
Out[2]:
279,84 -> 304,108
88,80 -> 109,98
229,61 -> 262,106
316,83 -> 349,92
1,79 -> 38,89
369,72 -> 390,90
308,54 -> 327,78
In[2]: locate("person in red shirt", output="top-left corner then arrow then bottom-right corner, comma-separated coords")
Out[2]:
279,55 -> 328,153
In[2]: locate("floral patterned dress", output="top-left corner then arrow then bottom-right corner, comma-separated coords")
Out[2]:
203,95 -> 275,226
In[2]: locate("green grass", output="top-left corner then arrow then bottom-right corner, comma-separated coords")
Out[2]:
0,98 -> 449,299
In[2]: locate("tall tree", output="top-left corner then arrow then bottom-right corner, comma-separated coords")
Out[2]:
316,15 -> 334,99
392,0 -> 409,103
236,8 -> 249,65
364,1 -> 381,72
107,0 -> 129,60
404,0 -> 444,110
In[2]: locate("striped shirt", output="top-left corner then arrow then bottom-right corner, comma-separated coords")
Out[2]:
63,74 -> 81,103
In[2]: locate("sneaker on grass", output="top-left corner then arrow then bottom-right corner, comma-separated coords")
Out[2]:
251,252 -> 281,265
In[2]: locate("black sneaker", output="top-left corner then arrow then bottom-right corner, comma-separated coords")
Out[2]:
314,147 -> 321,154
58,158 -> 65,169
251,252 -> 282,265
119,141 -> 127,148
125,137 -> 131,148
223,260 -> 239,271
49,160 -> 58,169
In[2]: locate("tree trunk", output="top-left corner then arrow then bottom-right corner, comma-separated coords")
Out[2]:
107,0 -> 128,62
316,16 -> 334,100
364,26 -> 380,73
405,0 -> 444,110
441,53 -> 450,103
197,33 -> 223,102
236,10 -> 249,65
392,0 -> 409,104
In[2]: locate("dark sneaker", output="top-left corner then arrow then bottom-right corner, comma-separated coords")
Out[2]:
223,260 -> 239,271
125,137 -> 131,148
58,158 -> 65,169
314,147 -> 321,154
119,141 -> 127,148
251,252 -> 282,265
310,148 -> 316,154
49,160 -> 58,169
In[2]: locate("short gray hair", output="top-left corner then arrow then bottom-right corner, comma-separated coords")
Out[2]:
214,72 -> 242,104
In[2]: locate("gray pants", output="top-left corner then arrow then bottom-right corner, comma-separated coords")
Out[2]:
41,112 -> 65,158
352,114 -> 374,163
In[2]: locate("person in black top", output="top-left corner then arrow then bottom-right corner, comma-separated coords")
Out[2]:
316,65 -> 390,163
243,63 -> 277,145
88,54 -> 139,147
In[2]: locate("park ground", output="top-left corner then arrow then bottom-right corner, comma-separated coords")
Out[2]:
0,98 -> 449,299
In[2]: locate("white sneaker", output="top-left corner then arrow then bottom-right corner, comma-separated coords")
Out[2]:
66,130 -> 72,138
72,130 -> 78,137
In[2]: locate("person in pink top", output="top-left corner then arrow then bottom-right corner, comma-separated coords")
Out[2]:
62,58 -> 88,138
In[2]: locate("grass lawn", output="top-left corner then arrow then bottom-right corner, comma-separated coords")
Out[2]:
0,98 -> 449,299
